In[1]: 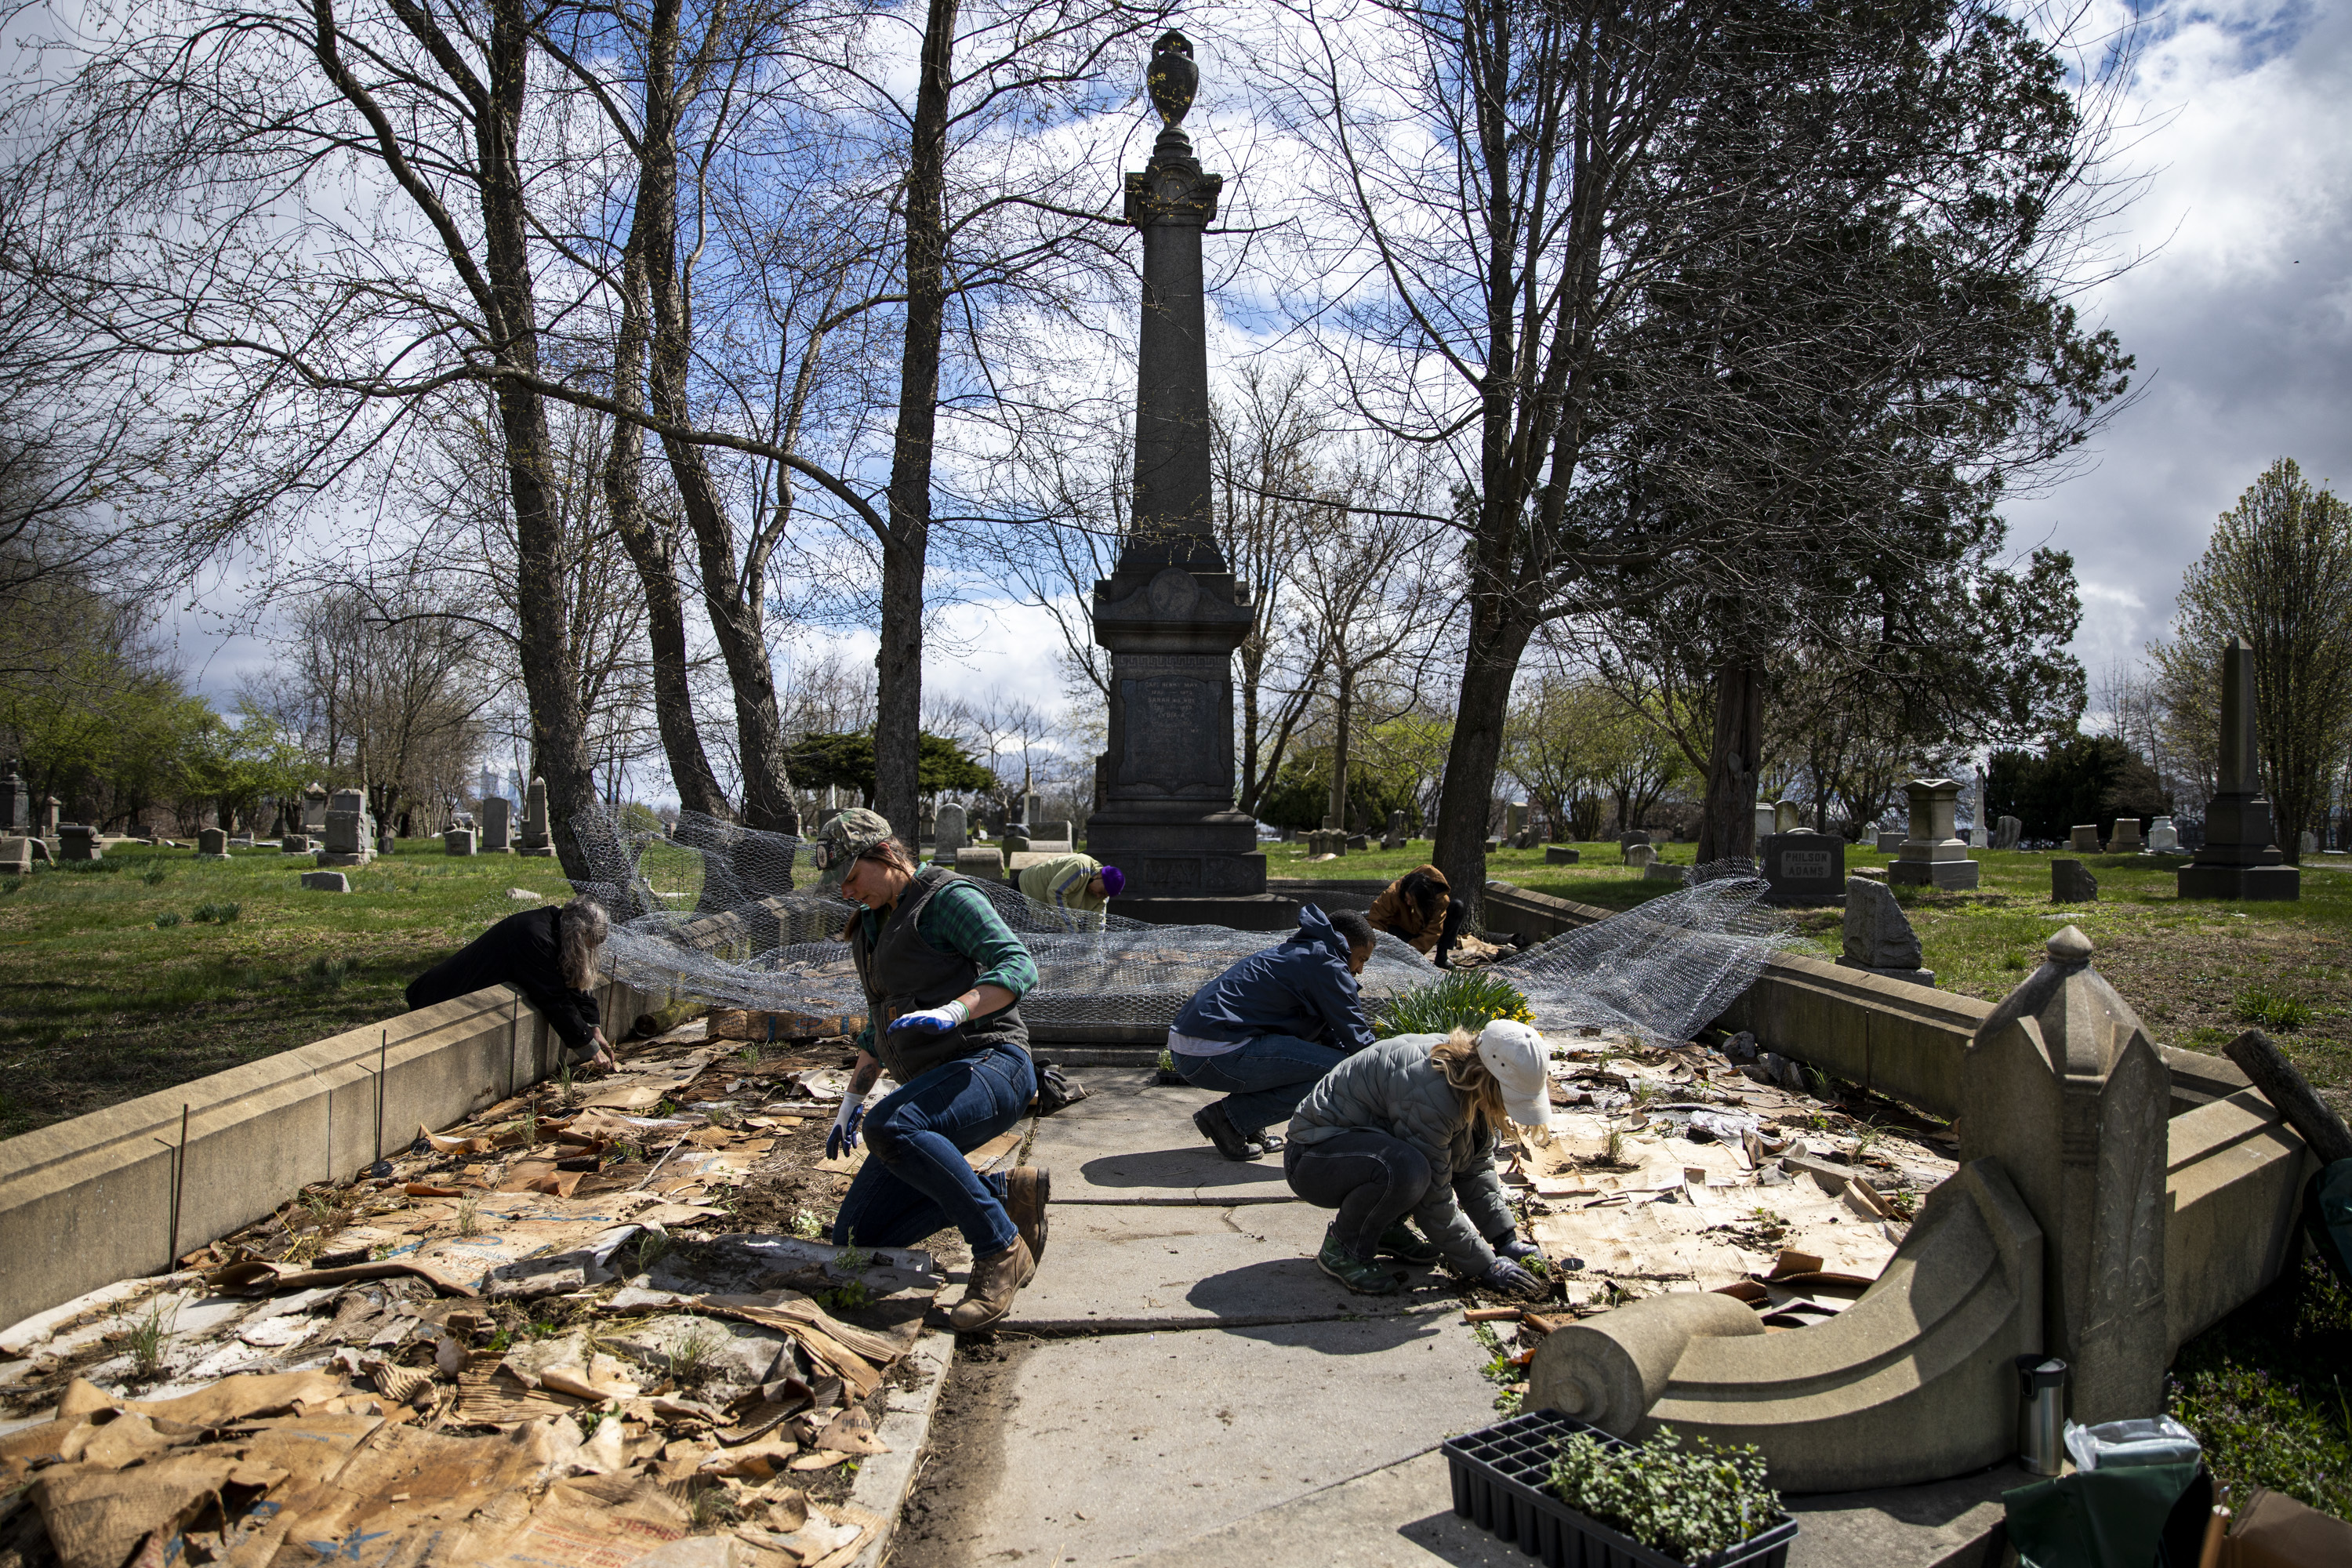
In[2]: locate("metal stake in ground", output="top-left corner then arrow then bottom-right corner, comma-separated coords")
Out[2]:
166,1103 -> 188,1272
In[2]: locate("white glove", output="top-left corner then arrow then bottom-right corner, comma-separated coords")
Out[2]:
827,1091 -> 866,1160
887,1000 -> 971,1036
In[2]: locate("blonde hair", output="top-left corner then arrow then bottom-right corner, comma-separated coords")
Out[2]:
1430,1026 -> 1509,1134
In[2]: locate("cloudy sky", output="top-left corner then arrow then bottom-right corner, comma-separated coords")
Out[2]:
165,0 -> 2352,735
2009,0 -> 2352,679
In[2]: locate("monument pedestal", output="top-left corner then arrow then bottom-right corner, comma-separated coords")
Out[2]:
1888,778 -> 1980,891
2180,639 -> 2300,902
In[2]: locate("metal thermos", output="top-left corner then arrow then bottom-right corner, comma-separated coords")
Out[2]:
2016,1356 -> 2068,1475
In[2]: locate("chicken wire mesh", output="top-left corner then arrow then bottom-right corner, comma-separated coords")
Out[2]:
571,808 -> 1795,1044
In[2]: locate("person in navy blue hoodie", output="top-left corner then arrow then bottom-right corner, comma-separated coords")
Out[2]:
1167,906 -> 1380,1160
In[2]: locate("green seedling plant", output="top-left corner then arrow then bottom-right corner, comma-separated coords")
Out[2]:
305,954 -> 350,989
833,1235 -> 873,1276
2233,985 -> 2312,1032
1548,1425 -> 1782,1561
154,912 -> 182,928
457,1196 -> 481,1236
1376,970 -> 1537,1036
633,1229 -> 671,1276
1156,1047 -> 1176,1073
191,900 -> 241,924
126,1298 -> 178,1381
1470,1321 -> 1523,1416
667,1326 -> 722,1385
140,864 -> 169,887
789,1210 -> 824,1240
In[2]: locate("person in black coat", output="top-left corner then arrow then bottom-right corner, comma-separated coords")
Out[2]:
406,896 -> 615,1068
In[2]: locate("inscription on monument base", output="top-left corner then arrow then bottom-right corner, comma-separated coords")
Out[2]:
1120,673 -> 1227,793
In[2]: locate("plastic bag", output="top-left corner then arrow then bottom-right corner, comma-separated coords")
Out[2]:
2061,1415 -> 2201,1473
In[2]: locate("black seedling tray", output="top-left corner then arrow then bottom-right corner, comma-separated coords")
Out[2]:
1441,1410 -> 1799,1568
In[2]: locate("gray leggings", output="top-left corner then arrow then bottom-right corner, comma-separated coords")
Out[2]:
1285,1129 -> 1432,1263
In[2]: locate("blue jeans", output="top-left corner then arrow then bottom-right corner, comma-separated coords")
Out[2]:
832,1044 -> 1035,1258
1174,1034 -> 1347,1139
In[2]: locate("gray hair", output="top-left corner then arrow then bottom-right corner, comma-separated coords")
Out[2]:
558,896 -> 610,991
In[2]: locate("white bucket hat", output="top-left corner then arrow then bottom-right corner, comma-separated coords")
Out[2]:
1475,1019 -> 1554,1131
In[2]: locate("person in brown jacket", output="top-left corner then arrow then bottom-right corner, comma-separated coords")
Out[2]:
1368,865 -> 1471,966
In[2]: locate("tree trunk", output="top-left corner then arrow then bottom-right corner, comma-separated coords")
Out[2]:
1432,610 -> 1533,924
608,185 -> 730,822
873,0 -> 959,841
1327,663 -> 1355,833
637,0 -> 797,834
1696,661 -> 1765,863
479,0 -> 593,877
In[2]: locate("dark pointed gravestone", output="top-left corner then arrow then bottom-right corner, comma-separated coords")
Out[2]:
2051,858 -> 2097,903
2180,637 -> 2299,900
1086,34 -> 1291,931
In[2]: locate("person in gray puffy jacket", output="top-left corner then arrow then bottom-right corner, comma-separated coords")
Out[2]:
1284,1019 -> 1555,1296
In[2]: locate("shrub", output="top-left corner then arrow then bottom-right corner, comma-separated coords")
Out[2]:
2234,985 -> 2311,1032
1549,1426 -> 1782,1561
191,900 -> 241,924
1376,969 -> 1536,1036
154,912 -> 183,928
304,954 -> 350,989
139,862 -> 168,886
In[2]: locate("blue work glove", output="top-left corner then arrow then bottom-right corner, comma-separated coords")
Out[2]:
1495,1235 -> 1544,1266
1478,1258 -> 1545,1298
887,1000 -> 971,1036
826,1093 -> 866,1160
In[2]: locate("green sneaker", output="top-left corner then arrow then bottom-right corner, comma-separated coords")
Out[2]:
1376,1222 -> 1443,1265
1316,1228 -> 1401,1295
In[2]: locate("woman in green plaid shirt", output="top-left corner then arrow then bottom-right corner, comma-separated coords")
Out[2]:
815,808 -> 1050,1330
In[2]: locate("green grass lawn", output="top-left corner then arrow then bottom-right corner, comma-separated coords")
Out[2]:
1272,837 -> 2352,1107
0,844 -> 576,1140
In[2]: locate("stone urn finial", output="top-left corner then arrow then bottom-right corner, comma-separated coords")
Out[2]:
1148,31 -> 1197,125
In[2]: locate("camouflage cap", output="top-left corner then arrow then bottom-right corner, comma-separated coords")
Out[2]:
813,807 -> 898,891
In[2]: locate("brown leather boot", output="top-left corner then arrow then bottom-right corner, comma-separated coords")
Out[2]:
946,1237 -> 1033,1331
1004,1167 -> 1051,1276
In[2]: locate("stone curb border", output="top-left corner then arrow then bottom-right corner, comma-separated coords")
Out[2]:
844,1326 -> 955,1568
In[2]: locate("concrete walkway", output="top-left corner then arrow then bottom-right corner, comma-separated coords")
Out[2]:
896,1067 -> 1519,1566
894,1067 -> 2031,1568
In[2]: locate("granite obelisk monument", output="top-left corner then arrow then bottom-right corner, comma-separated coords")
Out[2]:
2178,636 -> 2299,901
1088,33 -> 1287,927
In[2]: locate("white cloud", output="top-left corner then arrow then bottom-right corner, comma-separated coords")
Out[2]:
2012,2 -> 2352,660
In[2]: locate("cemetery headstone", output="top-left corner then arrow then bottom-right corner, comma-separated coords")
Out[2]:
1968,826 -> 1989,849
1994,815 -> 2023,851
38,797 -> 59,837
377,833 -> 397,855
444,828 -> 476,856
2300,829 -> 2319,855
56,824 -> 100,862
2147,815 -> 2178,852
1080,40 -> 1278,913
1889,778 -> 1980,890
1642,860 -> 1687,884
517,776 -> 556,857
1000,826 -> 1032,854
280,833 -> 310,854
1751,803 -> 1776,848
480,796 -> 514,853
1960,926 -> 2169,1422
0,761 -> 27,833
197,828 -> 229,861
1033,819 -> 1075,848
935,804 -> 969,857
2180,636 -> 2299,900
1875,830 -> 1905,853
300,869 -> 351,892
1760,828 -> 1845,904
1345,833 -> 1370,851
1773,798 -> 1802,834
2109,818 -> 2143,853
2068,824 -> 2101,853
1838,876 -> 1933,985
2052,859 -> 2097,902
1618,832 -> 1650,860
1381,809 -> 1409,850
1505,801 -> 1528,841
954,846 -> 1005,882
1544,844 -> 1581,865
0,838 -> 30,876
1624,842 -> 1657,869
317,788 -> 376,868
300,782 -> 329,833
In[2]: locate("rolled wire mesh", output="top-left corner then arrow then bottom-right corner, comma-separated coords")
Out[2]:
571,808 -> 1795,1043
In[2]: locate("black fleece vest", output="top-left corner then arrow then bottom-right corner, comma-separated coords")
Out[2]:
849,866 -> 1029,1082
